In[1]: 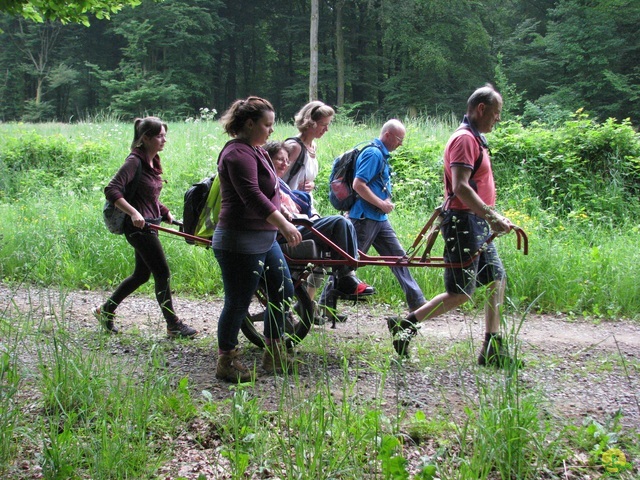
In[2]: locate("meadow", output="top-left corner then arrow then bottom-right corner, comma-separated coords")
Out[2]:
0,116 -> 638,478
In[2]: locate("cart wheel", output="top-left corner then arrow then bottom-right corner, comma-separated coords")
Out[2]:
241,281 -> 314,349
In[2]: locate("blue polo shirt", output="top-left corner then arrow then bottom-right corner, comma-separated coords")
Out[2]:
349,138 -> 391,221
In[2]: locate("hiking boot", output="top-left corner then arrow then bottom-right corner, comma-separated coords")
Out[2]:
336,274 -> 375,296
216,348 -> 253,383
92,306 -> 118,334
262,340 -> 294,374
387,316 -> 418,357
478,335 -> 524,369
166,320 -> 198,339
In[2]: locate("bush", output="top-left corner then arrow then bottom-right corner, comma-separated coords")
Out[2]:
490,113 -> 640,221
0,132 -> 111,199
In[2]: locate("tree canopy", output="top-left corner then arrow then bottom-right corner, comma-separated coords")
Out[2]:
0,0 -> 142,24
0,0 -> 639,124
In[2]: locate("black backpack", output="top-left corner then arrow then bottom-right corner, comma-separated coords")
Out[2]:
182,174 -> 220,245
328,142 -> 378,211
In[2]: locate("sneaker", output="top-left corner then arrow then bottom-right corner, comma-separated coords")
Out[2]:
478,335 -> 524,369
167,320 -> 198,339
336,275 -> 375,296
386,316 -> 418,357
92,306 -> 118,334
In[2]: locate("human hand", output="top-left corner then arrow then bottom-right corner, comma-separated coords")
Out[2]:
486,211 -> 513,234
379,199 -> 395,214
131,211 -> 145,229
281,223 -> 302,247
300,180 -> 315,192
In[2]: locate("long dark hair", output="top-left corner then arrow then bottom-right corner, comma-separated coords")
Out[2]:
131,116 -> 167,150
220,96 -> 274,137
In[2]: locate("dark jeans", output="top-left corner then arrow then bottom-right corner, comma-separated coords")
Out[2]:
300,215 -> 358,277
214,241 -> 294,351
103,223 -> 178,324
350,217 -> 426,311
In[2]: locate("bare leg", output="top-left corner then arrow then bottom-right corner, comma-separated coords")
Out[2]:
484,278 -> 506,334
412,291 -> 470,323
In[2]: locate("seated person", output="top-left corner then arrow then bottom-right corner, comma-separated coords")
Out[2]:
264,141 -> 374,301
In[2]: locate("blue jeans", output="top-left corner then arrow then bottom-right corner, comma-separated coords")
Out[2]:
214,241 -> 294,351
350,218 -> 426,311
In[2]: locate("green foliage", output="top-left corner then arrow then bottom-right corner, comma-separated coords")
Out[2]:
0,131 -> 111,200
0,0 -> 142,25
491,113 -> 640,221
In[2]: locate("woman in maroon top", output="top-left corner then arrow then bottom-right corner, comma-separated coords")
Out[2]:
93,117 -> 197,338
213,97 -> 302,383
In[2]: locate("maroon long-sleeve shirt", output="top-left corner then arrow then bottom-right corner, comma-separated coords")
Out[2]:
216,140 -> 280,231
104,148 -> 169,221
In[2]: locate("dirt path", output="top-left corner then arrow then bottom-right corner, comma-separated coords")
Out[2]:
2,283 -> 639,478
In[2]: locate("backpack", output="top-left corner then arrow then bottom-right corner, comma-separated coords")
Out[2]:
182,174 -> 221,245
328,142 -> 378,211
102,156 -> 142,235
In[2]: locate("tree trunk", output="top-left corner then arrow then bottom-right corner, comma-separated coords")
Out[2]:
309,0 -> 319,101
335,0 -> 345,107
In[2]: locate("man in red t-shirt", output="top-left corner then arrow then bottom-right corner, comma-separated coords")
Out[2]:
387,84 -> 522,368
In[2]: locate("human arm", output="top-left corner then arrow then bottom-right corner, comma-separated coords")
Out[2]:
451,166 -> 512,233
267,210 -> 302,246
353,178 -> 394,214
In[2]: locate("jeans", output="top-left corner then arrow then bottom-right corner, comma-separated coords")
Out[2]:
214,241 -> 294,351
350,217 -> 426,311
104,223 -> 178,324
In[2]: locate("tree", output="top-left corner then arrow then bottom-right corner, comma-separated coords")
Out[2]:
0,0 -> 143,25
309,0 -> 318,100
335,0 -> 345,107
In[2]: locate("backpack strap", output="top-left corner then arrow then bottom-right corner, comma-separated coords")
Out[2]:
282,137 -> 306,184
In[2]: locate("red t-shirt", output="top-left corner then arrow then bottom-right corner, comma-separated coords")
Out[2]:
443,129 -> 496,210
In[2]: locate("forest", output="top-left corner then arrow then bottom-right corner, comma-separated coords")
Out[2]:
1,0 -> 639,125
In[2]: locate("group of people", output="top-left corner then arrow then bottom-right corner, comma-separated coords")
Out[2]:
97,83 -> 520,384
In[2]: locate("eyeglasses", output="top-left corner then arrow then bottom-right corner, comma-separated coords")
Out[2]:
394,135 -> 404,145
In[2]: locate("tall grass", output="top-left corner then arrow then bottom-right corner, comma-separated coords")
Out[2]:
2,285 -> 640,477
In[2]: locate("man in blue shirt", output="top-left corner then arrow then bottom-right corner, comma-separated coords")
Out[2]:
349,119 -> 426,312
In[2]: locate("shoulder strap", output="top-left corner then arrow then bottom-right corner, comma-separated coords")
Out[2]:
282,137 -> 306,183
356,141 -> 385,179
443,126 -> 486,208
461,126 -> 485,179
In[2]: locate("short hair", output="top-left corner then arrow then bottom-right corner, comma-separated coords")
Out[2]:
467,84 -> 501,111
380,118 -> 405,137
294,101 -> 335,132
131,116 -> 167,150
263,140 -> 290,159
220,96 -> 274,137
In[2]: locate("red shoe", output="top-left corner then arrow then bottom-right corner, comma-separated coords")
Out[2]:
336,275 -> 375,296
